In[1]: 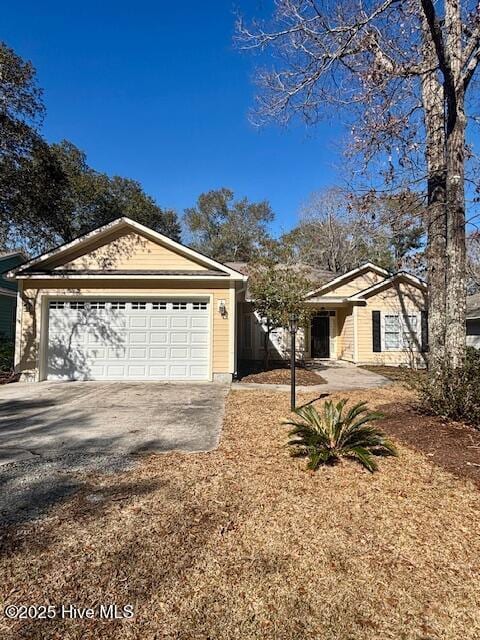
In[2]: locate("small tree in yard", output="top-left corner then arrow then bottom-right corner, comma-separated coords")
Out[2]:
249,250 -> 312,371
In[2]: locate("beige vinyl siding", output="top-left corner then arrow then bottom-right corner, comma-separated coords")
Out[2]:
322,271 -> 386,297
42,230 -> 209,272
17,279 -> 232,380
338,308 -> 354,361
356,282 -> 427,365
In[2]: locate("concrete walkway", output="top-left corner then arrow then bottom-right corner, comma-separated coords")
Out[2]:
233,360 -> 391,393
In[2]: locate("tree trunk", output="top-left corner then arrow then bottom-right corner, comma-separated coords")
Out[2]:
444,0 -> 467,367
421,19 -> 447,370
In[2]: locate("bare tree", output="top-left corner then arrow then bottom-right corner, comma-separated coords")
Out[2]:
467,232 -> 480,292
283,187 -> 423,272
237,0 -> 480,368
283,188 -> 354,272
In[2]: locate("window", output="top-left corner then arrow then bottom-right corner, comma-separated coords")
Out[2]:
89,301 -> 106,310
131,302 -> 147,310
49,301 -> 65,309
192,302 -> 207,311
384,315 -> 400,349
69,301 -> 85,310
110,302 -> 126,310
172,302 -> 187,310
152,302 -> 167,310
383,313 -> 419,350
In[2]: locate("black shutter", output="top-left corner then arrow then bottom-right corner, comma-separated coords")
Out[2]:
372,311 -> 381,352
421,311 -> 429,352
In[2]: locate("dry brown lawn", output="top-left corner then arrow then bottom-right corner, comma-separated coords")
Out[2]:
1,384 -> 480,639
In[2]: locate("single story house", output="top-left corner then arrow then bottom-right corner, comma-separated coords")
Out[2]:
7,217 -> 428,382
467,293 -> 480,348
234,261 -> 428,367
0,251 -> 27,341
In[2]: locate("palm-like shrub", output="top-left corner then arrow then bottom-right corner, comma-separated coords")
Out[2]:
283,400 -> 397,472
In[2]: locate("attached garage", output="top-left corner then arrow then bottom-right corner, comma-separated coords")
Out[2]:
8,218 -> 246,383
47,298 -> 211,381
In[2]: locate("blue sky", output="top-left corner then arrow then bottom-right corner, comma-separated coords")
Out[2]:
3,1 -> 344,237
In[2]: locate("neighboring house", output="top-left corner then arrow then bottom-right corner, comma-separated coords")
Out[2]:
0,251 -> 27,341
235,262 -> 428,367
467,293 -> 480,348
6,218 -> 427,383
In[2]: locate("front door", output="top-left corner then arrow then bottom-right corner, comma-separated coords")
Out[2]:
311,316 -> 330,358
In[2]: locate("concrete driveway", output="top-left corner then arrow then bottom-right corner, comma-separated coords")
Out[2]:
0,381 -> 228,524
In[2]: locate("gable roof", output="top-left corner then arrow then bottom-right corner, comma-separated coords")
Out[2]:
227,261 -> 334,300
348,272 -> 427,300
8,217 -> 247,281
305,262 -> 390,299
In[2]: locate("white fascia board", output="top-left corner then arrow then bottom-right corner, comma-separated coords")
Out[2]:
305,297 -> 350,305
349,272 -> 427,300
11,273 -> 240,281
305,262 -> 390,299
7,217 -> 247,281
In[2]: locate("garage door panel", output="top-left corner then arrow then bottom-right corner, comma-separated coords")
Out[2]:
190,365 -> 209,377
150,332 -> 168,344
90,364 -> 108,378
129,347 -> 147,359
170,347 -> 189,359
150,317 -> 168,328
128,364 -> 147,377
129,316 -> 148,328
47,299 -> 210,381
149,365 -> 168,376
169,365 -> 188,377
108,346 -> 126,359
191,348 -> 208,359
86,347 -> 106,359
106,364 -> 125,377
129,332 -> 148,344
191,317 -> 208,329
149,347 -> 168,358
171,317 -> 188,329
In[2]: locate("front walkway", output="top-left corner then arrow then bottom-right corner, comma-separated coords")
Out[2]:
233,360 -> 391,393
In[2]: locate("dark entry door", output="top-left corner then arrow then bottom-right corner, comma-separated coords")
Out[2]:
311,316 -> 330,358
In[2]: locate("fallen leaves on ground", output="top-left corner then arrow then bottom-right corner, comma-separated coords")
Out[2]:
239,367 -> 326,385
1,384 -> 480,640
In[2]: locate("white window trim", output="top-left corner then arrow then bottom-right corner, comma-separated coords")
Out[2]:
381,311 -> 420,352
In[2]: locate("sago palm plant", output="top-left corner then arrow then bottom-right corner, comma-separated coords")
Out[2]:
283,400 -> 397,472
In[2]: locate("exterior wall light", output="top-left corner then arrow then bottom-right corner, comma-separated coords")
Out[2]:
218,300 -> 228,317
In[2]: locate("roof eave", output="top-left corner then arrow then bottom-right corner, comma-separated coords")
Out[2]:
8,217 -> 246,280
9,272 -> 246,281
305,262 -> 391,299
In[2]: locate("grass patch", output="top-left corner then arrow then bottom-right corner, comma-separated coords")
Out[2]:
1,385 -> 480,639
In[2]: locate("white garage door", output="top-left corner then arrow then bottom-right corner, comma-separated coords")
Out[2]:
46,299 -> 210,381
